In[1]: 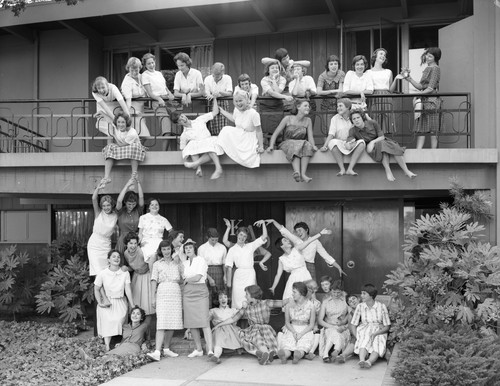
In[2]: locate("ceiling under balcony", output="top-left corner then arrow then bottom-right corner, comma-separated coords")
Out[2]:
0,0 -> 474,43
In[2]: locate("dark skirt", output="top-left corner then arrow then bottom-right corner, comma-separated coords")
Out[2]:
279,139 -> 315,162
259,98 -> 284,136
369,138 -> 405,163
370,90 -> 396,134
183,283 -> 210,328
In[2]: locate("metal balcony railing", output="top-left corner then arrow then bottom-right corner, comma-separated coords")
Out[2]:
0,93 -> 471,154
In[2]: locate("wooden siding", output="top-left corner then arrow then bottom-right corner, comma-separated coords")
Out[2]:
214,29 -> 341,89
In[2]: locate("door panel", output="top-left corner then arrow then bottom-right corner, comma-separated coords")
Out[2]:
285,202 -> 342,284
342,200 -> 402,295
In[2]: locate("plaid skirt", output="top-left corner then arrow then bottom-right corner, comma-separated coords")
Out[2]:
102,143 -> 146,162
414,96 -> 443,134
370,90 -> 396,134
239,323 -> 278,353
208,100 -> 229,136
208,265 -> 225,306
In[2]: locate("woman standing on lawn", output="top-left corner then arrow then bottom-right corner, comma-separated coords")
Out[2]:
94,250 -> 134,351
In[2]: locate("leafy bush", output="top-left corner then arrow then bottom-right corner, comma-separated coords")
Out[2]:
0,320 -> 148,386
36,239 -> 94,323
392,327 -> 500,386
0,245 -> 48,319
384,182 -> 500,342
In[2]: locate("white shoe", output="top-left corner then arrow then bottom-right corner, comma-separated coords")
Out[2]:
188,349 -> 204,358
146,351 -> 161,361
163,348 -> 179,358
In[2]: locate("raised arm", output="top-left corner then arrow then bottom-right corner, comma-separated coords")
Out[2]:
295,229 -> 332,252
222,218 -> 234,248
92,186 -> 101,218
256,246 -> 271,271
218,103 -> 235,123
116,179 -> 134,211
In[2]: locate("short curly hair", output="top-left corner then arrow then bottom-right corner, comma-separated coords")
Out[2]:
245,285 -> 263,300
173,52 -> 192,68
351,55 -> 368,71
113,111 -> 132,127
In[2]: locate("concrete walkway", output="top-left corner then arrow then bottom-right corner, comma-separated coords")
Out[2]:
101,353 -> 388,386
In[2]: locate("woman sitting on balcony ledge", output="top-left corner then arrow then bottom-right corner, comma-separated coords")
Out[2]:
320,98 -> 365,176
347,109 -> 416,182
217,90 -> 264,168
92,76 -> 131,135
267,99 -> 317,183
98,112 -> 146,189
173,98 -> 224,180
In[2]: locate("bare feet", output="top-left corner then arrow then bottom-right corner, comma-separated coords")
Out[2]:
210,169 -> 223,180
98,178 -> 111,189
406,171 -> 417,179
302,174 -> 312,183
292,171 -> 301,182
337,170 -> 346,176
195,167 -> 203,177
184,161 -> 197,169
386,172 -> 396,182
345,170 -> 358,176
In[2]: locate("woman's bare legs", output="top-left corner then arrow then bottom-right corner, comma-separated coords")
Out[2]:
190,328 -> 203,351
346,142 -> 365,176
430,135 -> 438,149
202,326 -> 213,354
300,156 -> 312,183
278,348 -> 292,364
208,152 -> 223,179
331,147 -> 346,176
291,157 -> 301,181
416,135 -> 425,149
394,155 -> 417,178
381,153 -> 395,181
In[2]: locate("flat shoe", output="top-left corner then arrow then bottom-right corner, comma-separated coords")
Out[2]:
323,357 -> 331,363
188,349 -> 203,358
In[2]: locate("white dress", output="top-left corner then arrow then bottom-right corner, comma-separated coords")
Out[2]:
87,211 -> 118,276
327,114 -> 365,154
138,213 -> 173,262
217,108 -> 261,168
180,112 -> 224,159
95,268 -> 131,337
225,237 -> 265,309
279,251 -> 312,301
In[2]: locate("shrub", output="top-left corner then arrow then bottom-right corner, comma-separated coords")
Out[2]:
0,320 -> 148,386
35,239 -> 94,323
384,182 -> 500,343
392,327 -> 500,386
0,245 -> 48,320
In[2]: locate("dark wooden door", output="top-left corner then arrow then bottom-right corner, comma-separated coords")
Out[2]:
342,200 -> 403,295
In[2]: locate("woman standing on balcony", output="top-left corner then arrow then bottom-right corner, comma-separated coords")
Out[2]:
402,47 -> 442,149
115,179 -> 144,254
138,198 -> 173,263
267,99 -> 317,183
260,60 -> 293,141
342,55 -> 374,111
317,55 -> 345,124
88,187 -> 118,276
173,52 -> 204,108
92,76 -> 131,135
142,53 -> 175,151
234,74 -> 259,110
98,112 -> 146,189
120,57 -> 150,137
347,109 -> 416,181
289,64 -> 317,126
217,90 -> 264,168
367,48 -> 397,134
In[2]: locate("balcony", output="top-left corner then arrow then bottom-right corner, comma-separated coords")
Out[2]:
0,93 -> 495,198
